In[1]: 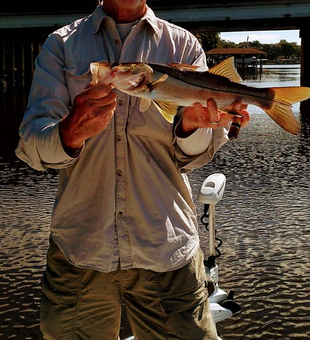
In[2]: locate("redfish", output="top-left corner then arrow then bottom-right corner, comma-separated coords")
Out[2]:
90,57 -> 310,134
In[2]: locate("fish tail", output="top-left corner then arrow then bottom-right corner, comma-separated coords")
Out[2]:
265,87 -> 310,134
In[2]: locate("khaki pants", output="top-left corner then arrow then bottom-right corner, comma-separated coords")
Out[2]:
40,238 -> 218,340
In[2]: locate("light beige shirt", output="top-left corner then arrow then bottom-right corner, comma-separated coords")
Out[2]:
16,4 -> 229,272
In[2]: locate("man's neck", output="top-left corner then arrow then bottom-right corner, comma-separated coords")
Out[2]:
102,2 -> 147,23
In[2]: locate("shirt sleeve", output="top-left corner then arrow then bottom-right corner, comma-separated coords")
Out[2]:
15,33 -> 79,171
172,35 -> 230,172
173,116 -> 229,172
176,128 -> 212,156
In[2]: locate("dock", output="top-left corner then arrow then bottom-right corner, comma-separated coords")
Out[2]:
206,48 -> 266,79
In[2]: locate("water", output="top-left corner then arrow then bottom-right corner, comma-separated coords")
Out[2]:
1,66 -> 310,340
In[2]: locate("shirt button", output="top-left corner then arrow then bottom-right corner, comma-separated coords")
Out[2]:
116,169 -> 123,176
116,134 -> 122,141
118,100 -> 123,106
117,211 -> 123,218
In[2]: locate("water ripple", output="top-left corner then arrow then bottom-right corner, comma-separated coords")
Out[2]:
191,113 -> 310,340
1,111 -> 310,339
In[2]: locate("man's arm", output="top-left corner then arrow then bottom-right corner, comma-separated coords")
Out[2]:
174,100 -> 250,171
16,32 -> 116,170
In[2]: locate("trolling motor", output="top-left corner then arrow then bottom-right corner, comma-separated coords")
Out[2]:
199,173 -> 241,334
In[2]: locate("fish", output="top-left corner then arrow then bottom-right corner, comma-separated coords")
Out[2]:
90,57 -> 310,135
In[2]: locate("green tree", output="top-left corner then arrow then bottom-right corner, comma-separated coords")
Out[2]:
197,32 -> 300,63
291,43 -> 301,61
249,40 -> 262,49
195,32 -> 221,51
219,39 -> 236,48
261,44 -> 280,63
278,39 -> 294,58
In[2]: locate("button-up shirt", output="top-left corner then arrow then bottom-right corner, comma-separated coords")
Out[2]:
16,4 -> 229,272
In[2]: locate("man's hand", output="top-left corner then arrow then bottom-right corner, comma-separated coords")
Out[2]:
59,84 -> 116,155
178,99 -> 250,138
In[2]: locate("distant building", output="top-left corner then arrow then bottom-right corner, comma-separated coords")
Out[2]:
206,48 -> 267,79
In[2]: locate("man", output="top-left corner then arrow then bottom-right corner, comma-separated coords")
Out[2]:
16,1 -> 250,339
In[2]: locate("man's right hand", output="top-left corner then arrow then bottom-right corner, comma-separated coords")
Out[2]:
59,84 -> 116,156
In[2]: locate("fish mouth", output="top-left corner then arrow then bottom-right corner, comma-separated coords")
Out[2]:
111,68 -> 151,91
125,74 -> 149,92
135,74 -> 147,89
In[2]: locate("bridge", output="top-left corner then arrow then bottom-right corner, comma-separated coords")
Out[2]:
1,0 -> 310,32
1,0 -> 310,88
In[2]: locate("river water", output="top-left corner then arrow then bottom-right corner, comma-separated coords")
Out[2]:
0,66 -> 309,340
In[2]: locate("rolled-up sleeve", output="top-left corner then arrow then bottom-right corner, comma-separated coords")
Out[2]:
176,128 -> 212,156
15,34 -> 77,170
173,115 -> 229,172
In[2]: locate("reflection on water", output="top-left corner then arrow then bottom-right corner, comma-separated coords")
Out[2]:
0,66 -> 310,340
192,113 -> 310,340
247,65 -> 301,87
0,164 -> 58,339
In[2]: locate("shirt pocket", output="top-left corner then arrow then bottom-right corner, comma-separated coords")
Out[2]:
63,63 -> 114,132
127,99 -> 174,145
63,63 -> 92,105
159,280 -> 209,314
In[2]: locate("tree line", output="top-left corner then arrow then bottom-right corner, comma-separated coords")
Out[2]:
195,32 -> 301,63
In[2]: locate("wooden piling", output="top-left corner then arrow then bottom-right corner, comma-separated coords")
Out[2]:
300,26 -> 310,122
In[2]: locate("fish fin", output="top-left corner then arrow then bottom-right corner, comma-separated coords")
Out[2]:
153,101 -> 178,123
265,86 -> 310,134
139,76 -> 169,113
208,57 -> 243,83
139,98 -> 152,112
168,63 -> 200,71
151,74 -> 169,86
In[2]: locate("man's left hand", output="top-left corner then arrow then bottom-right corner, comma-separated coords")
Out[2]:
179,99 -> 250,137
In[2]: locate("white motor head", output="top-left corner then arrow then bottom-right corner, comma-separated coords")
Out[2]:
198,173 -> 226,205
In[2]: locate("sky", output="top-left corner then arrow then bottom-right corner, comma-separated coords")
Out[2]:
220,30 -> 301,45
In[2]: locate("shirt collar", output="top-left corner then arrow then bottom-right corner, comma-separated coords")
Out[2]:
141,5 -> 161,39
91,4 -> 107,34
91,3 -> 161,39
